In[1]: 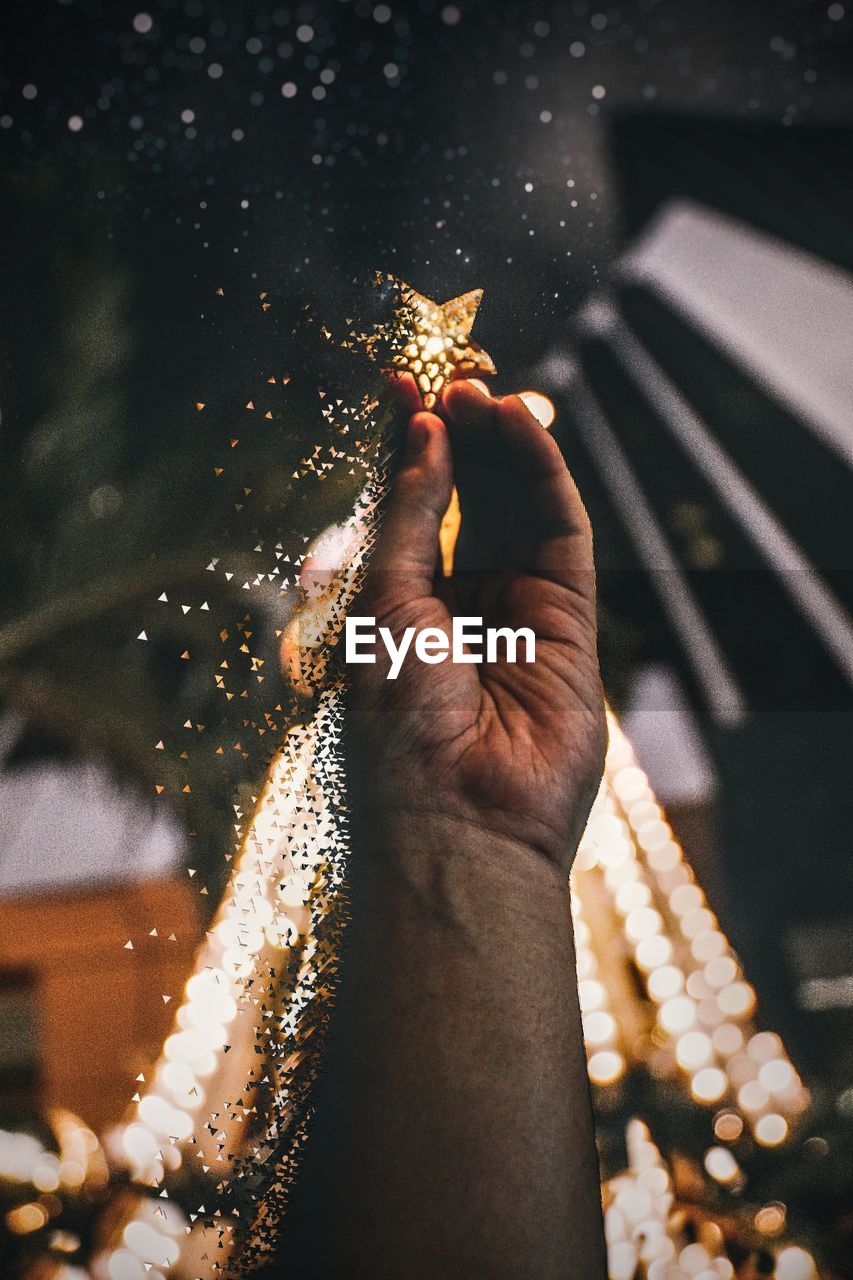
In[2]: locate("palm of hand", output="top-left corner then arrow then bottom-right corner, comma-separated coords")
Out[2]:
350,379 -> 606,872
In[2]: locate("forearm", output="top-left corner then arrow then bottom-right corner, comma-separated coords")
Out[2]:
282,812 -> 606,1279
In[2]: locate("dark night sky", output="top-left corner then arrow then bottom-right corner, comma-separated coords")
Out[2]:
1,0 -> 851,390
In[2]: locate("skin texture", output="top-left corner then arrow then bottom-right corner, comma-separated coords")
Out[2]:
278,377 -> 608,1279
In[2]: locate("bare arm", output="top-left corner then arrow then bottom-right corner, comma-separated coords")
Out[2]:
280,380 -> 608,1279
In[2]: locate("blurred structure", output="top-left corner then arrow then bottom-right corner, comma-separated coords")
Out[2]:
0,718 -> 202,1131
622,662 -> 726,920
536,124 -> 853,1084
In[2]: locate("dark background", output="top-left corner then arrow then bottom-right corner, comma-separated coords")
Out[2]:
2,0 -> 850,383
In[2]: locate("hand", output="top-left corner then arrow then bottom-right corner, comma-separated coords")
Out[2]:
347,376 -> 607,873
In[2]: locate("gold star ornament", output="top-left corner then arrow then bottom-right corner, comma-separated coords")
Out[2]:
387,277 -> 496,408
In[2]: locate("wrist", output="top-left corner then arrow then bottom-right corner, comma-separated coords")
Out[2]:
350,781 -> 578,866
347,806 -> 573,934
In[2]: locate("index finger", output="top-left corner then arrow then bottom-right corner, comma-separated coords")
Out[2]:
441,381 -> 595,585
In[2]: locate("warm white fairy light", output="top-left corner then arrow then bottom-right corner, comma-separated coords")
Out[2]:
571,889 -> 627,1087
775,1247 -> 819,1280
518,390 -> 556,428
0,1111 -> 106,1211
635,935 -> 673,971
570,713 -> 807,1143
713,1023 -> 744,1056
604,1121 -> 819,1279
755,1113 -> 789,1147
714,1111 -> 744,1142
647,965 -> 683,1001
691,1066 -> 728,1104
603,1118 -> 733,1280
704,1144 -> 740,1183
584,1011 -> 618,1047
659,996 -> 695,1034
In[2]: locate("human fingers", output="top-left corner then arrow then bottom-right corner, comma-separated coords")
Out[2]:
365,411 -> 454,613
441,380 -> 594,587
439,380 -> 512,573
491,393 -> 594,583
385,370 -> 423,418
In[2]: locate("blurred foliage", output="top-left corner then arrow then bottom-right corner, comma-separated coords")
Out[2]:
0,174 -> 404,889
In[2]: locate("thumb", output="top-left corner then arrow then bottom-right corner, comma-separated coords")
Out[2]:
366,411 -> 453,613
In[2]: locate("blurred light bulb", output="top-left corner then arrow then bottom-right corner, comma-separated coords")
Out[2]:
691,1067 -> 728,1103
647,966 -> 684,1002
635,936 -> 673,971
718,982 -> 756,1018
659,996 -> 696,1034
588,1050 -> 625,1085
713,1112 -> 743,1142
583,1011 -> 616,1046
676,1031 -> 713,1070
518,391 -> 556,428
775,1246 -> 817,1280
759,1059 -> 795,1095
754,1203 -> 786,1236
754,1113 -> 788,1146
738,1081 -> 769,1113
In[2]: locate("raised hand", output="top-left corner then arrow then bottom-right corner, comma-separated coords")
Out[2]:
349,376 -> 606,871
283,375 -> 607,1280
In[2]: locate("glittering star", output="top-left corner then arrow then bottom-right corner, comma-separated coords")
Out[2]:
389,278 -> 496,409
